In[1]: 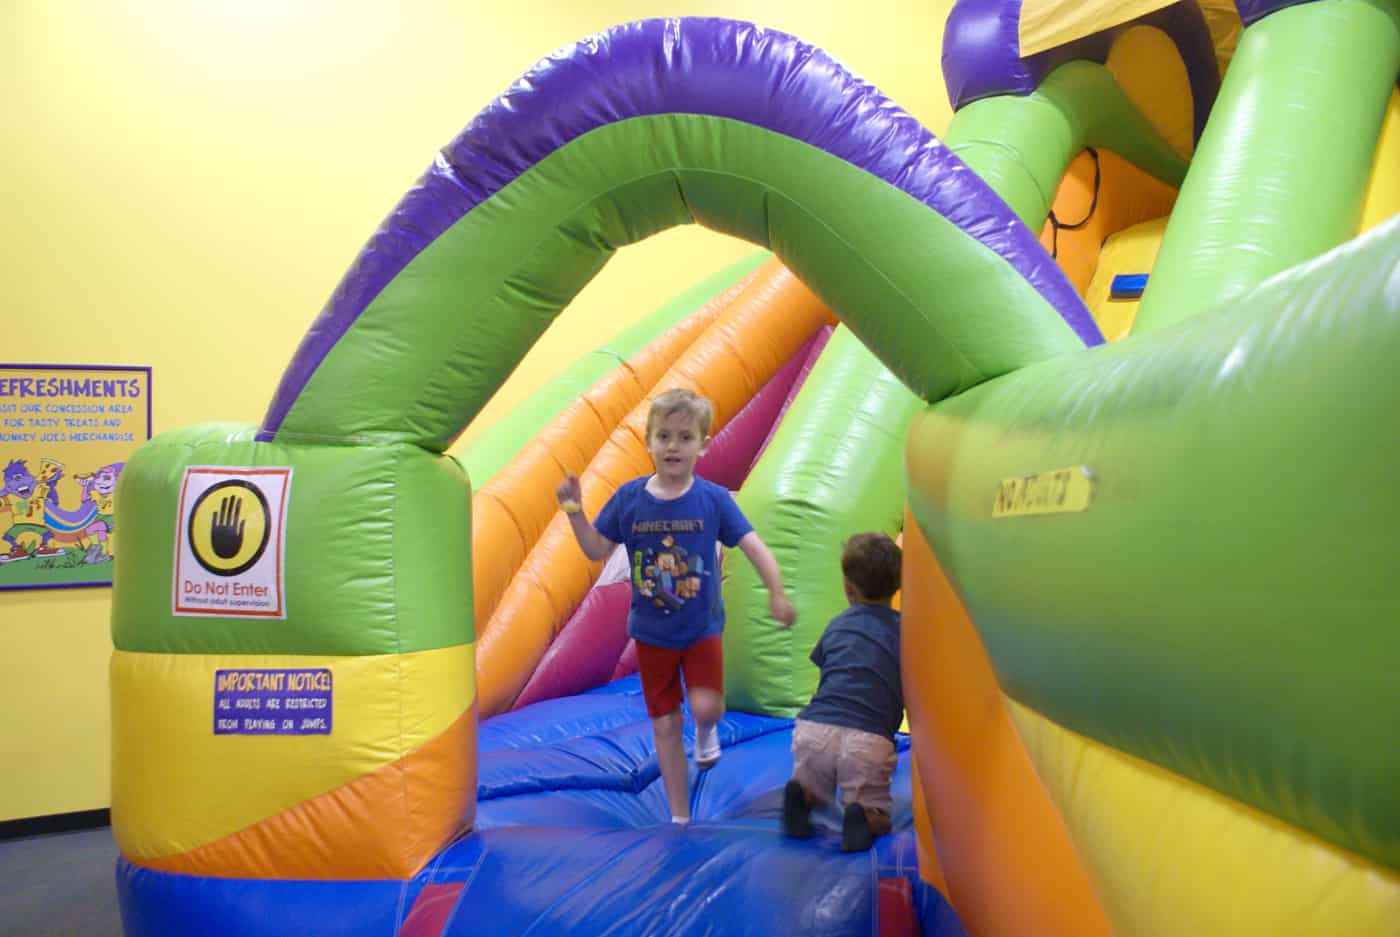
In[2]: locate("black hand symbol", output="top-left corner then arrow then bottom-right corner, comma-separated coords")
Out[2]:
210,495 -> 245,559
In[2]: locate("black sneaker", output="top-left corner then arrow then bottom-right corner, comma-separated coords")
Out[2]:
782,780 -> 813,839
840,803 -> 874,852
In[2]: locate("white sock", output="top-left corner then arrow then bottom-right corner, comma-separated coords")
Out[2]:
695,723 -> 717,750
671,815 -> 690,825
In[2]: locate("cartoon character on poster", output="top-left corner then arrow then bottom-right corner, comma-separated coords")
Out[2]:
0,459 -> 127,567
0,458 -> 66,562
76,462 -> 123,564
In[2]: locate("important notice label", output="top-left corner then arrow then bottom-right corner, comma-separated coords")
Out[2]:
213,668 -> 332,736
992,466 -> 1095,518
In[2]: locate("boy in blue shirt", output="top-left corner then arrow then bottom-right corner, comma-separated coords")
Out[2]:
557,388 -> 796,825
781,532 -> 903,852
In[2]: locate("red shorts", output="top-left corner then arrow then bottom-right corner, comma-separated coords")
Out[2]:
635,635 -> 724,717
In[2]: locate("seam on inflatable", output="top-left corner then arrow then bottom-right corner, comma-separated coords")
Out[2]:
391,443 -> 413,865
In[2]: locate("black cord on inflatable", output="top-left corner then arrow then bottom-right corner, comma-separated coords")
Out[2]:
1048,147 -> 1101,259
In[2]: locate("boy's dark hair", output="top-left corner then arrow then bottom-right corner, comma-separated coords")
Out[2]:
841,532 -> 902,602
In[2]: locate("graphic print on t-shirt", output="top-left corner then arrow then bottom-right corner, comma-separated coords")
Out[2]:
632,528 -> 708,613
594,477 -> 752,648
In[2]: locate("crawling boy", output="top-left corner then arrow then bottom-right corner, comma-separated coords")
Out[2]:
781,532 -> 903,851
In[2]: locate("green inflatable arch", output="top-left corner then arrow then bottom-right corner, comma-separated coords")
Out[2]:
257,19 -> 1101,454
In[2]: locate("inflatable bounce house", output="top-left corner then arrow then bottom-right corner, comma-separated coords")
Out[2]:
111,0 -> 1399,934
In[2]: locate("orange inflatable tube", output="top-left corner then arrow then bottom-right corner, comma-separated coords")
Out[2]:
470,267 -> 764,629
138,705 -> 477,881
901,511 -> 1112,937
1038,148 -> 1177,296
475,262 -> 836,716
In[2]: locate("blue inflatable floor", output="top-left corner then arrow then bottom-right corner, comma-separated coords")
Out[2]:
119,676 -> 967,937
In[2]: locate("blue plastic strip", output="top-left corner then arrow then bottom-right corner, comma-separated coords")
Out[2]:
1110,273 -> 1149,299
117,859 -> 418,937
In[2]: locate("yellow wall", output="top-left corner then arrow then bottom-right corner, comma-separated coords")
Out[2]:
1,1 -> 953,820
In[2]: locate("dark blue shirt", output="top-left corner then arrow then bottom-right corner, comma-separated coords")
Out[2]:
594,476 -> 753,650
798,604 -> 903,739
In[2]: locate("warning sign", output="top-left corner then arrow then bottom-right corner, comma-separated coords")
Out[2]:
173,466 -> 291,618
214,668 -> 332,735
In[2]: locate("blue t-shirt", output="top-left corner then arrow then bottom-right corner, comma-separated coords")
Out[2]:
594,476 -> 753,650
797,604 -> 903,740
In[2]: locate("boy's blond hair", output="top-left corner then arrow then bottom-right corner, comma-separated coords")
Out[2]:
645,388 -> 713,439
842,532 -> 902,602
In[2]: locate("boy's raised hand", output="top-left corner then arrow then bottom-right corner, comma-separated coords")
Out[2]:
556,473 -> 583,510
769,592 -> 797,629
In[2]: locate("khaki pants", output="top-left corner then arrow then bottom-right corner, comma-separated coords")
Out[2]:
790,719 -> 896,815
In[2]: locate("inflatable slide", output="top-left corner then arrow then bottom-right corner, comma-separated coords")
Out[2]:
112,2 -> 1399,935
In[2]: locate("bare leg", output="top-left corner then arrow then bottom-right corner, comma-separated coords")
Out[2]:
689,687 -> 723,734
688,686 -> 723,768
652,708 -> 690,819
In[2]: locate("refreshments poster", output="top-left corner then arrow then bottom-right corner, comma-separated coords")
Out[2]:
0,364 -> 152,590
